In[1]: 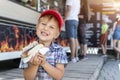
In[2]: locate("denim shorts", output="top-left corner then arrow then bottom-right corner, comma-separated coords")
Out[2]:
113,26 -> 120,40
65,20 -> 78,38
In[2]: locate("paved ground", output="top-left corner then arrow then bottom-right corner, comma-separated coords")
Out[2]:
0,55 -> 120,80
63,54 -> 104,80
98,58 -> 120,80
1,55 -> 120,80
0,54 -> 104,80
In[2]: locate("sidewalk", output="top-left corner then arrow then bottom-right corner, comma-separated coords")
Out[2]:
0,54 -> 105,80
63,54 -> 105,80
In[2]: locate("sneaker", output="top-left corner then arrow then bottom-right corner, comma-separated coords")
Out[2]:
67,56 -> 71,62
78,55 -> 84,60
71,58 -> 77,63
76,57 -> 79,62
82,56 -> 88,60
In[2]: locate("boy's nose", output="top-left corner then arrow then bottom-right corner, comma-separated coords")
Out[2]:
44,25 -> 49,30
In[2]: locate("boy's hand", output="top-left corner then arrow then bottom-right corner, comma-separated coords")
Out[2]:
30,53 -> 42,66
37,53 -> 47,66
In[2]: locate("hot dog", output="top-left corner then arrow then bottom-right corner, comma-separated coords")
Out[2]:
21,41 -> 49,63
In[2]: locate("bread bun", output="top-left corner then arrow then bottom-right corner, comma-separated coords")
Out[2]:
22,41 -> 38,53
27,44 -> 44,56
21,42 -> 49,63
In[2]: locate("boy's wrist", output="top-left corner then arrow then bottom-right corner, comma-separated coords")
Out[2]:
30,62 -> 39,67
41,61 -> 47,67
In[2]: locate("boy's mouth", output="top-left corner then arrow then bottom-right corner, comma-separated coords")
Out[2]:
41,31 -> 48,36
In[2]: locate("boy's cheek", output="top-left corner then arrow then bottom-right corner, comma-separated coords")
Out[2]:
54,32 -> 60,39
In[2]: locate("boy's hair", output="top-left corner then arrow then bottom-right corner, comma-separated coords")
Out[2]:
39,10 -> 63,31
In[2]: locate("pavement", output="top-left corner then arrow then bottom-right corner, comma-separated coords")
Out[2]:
98,58 -> 120,80
63,54 -> 105,80
0,54 -> 105,80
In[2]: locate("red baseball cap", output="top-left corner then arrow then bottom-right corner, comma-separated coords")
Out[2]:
40,9 -> 63,31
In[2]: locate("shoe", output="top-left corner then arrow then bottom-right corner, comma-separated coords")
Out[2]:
82,56 -> 88,60
71,58 -> 77,63
78,55 -> 84,60
67,56 -> 71,62
78,55 -> 88,60
76,57 -> 79,62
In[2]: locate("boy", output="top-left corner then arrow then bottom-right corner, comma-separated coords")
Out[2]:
19,10 -> 68,80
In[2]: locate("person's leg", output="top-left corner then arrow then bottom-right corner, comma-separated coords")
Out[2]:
104,42 -> 107,54
118,40 -> 120,57
73,20 -> 79,61
100,32 -> 108,56
101,44 -> 105,54
65,20 -> 75,62
80,24 -> 87,57
83,44 -> 87,56
116,41 -> 120,53
118,41 -> 120,52
77,27 -> 82,55
102,41 -> 107,55
113,40 -> 119,52
100,44 -> 107,58
113,40 -> 119,59
103,32 -> 108,55
116,40 -> 120,59
81,44 -> 83,55
75,38 -> 79,61
116,51 -> 119,60
78,42 -> 87,59
65,20 -> 78,62
69,38 -> 76,59
80,44 -> 85,56
80,40 -> 87,57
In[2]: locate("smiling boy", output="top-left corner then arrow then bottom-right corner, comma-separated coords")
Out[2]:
19,10 -> 68,80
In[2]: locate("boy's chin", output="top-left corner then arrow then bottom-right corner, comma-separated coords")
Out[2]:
40,36 -> 50,40
39,38 -> 48,42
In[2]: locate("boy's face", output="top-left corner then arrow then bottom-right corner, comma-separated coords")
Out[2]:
36,15 -> 60,43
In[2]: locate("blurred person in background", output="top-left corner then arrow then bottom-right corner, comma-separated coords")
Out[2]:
112,17 -> 120,60
78,0 -> 91,59
64,0 -> 80,63
100,19 -> 109,57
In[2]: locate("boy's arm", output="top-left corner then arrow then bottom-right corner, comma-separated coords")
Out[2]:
23,54 -> 41,80
24,64 -> 39,80
42,62 -> 65,80
39,54 -> 65,80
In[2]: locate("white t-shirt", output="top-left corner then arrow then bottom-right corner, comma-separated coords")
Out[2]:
66,0 -> 80,21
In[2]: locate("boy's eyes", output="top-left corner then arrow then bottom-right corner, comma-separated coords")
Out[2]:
49,26 -> 55,29
41,22 -> 46,26
40,22 -> 55,29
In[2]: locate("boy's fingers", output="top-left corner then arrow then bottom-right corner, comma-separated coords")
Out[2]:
30,56 -> 34,63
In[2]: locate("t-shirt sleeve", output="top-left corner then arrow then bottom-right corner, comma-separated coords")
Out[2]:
56,48 -> 68,64
66,0 -> 72,6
